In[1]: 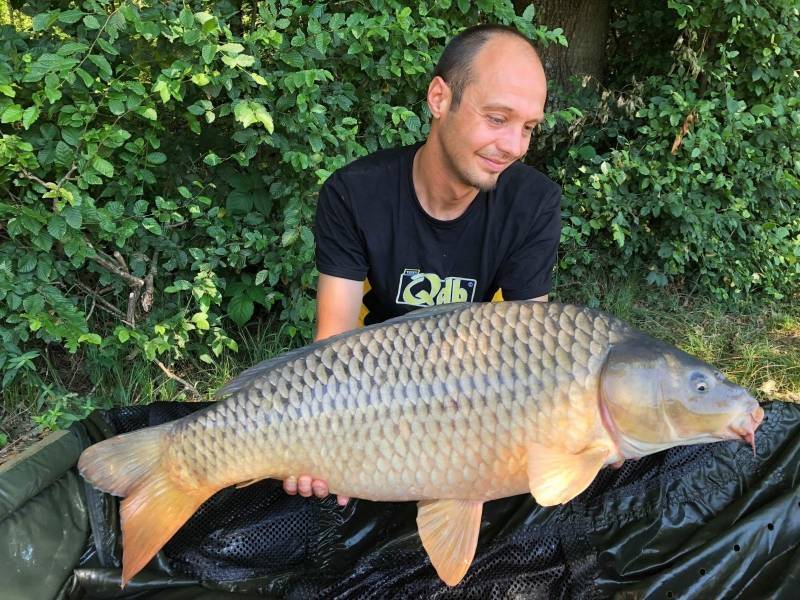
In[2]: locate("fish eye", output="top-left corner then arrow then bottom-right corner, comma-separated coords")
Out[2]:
690,372 -> 711,393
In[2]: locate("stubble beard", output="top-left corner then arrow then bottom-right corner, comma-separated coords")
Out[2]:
440,136 -> 499,193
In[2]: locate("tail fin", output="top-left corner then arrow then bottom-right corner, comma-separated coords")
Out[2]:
78,424 -> 218,585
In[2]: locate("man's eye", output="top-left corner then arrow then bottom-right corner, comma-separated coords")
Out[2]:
487,115 -> 504,125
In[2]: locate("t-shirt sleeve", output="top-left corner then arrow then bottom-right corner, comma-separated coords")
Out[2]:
314,175 -> 369,281
495,185 -> 561,300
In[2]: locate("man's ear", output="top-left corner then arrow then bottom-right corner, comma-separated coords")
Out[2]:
427,76 -> 451,119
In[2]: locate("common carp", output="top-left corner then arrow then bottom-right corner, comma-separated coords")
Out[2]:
78,301 -> 763,587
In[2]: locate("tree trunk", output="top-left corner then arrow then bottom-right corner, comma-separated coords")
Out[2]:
516,0 -> 610,95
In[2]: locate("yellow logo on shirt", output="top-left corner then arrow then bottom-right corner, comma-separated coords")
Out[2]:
396,269 -> 477,307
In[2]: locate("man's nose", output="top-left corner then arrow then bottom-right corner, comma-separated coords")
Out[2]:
495,126 -> 527,158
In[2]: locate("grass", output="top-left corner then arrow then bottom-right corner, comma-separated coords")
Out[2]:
553,273 -> 800,404
1,273 -> 798,461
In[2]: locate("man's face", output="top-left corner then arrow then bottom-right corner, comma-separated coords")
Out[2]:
434,36 -> 547,191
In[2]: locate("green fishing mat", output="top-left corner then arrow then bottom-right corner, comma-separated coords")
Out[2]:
2,400 -> 798,599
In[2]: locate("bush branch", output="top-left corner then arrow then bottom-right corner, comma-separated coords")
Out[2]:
154,358 -> 199,398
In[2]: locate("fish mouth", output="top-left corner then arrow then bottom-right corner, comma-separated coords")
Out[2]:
727,404 -> 765,455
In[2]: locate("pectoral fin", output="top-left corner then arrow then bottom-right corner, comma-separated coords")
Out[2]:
416,498 -> 484,587
527,443 -> 609,506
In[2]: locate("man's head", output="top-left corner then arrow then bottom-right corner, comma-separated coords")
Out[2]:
426,25 -> 547,192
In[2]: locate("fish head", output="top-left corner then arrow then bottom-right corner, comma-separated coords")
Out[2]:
600,337 -> 764,459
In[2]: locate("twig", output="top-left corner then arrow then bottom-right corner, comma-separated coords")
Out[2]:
154,358 -> 199,397
18,168 -> 50,188
56,164 -> 77,189
126,289 -> 140,326
140,250 -> 158,313
91,252 -> 144,288
113,251 -> 128,272
86,292 -> 97,321
73,280 -> 133,325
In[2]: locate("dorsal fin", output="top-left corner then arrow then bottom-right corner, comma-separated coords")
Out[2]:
215,302 -> 476,398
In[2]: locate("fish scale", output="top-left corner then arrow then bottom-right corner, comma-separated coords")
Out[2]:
165,301 -> 629,500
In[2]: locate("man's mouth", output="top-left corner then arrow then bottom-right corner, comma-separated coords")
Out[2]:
478,155 -> 508,173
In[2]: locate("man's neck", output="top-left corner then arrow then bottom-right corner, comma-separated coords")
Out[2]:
412,142 -> 479,221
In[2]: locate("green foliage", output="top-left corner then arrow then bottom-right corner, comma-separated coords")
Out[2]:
0,1 -> 559,397
556,0 -> 799,300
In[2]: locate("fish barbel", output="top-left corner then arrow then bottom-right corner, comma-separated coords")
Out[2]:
78,301 -> 764,586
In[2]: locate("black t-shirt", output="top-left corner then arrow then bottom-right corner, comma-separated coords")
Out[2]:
314,143 -> 561,325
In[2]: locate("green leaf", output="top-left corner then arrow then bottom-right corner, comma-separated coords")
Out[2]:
202,44 -> 217,64
191,73 -> 210,86
48,215 -> 67,240
255,269 -> 269,286
280,50 -> 305,69
97,38 -> 119,56
522,3 -> 536,21
22,105 -> 40,129
62,206 -> 83,229
219,43 -> 244,54
226,190 -> 253,214
191,312 -> 210,330
108,98 -> 126,115
146,152 -> 167,165
1,104 -> 23,123
18,254 -> 36,273
58,10 -> 85,24
142,217 -> 163,235
250,72 -> 269,86
179,7 -> 194,29
83,14 -> 101,29
79,333 -> 102,345
136,107 -> 158,120
153,79 -> 170,103
222,54 -> 255,68
88,54 -> 113,78
228,295 -> 254,326
92,156 -> 115,178
204,152 -> 222,166
281,229 -> 298,247
33,12 -> 59,31
233,100 -> 274,132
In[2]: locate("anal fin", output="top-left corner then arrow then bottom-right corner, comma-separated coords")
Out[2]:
416,498 -> 484,587
527,443 -> 609,506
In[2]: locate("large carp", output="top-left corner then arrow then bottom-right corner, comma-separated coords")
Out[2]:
78,301 -> 763,586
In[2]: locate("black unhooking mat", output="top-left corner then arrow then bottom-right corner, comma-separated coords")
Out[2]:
59,400 -> 800,599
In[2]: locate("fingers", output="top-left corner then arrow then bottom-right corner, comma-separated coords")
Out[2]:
283,475 -> 329,498
337,495 -> 350,507
312,479 -> 329,498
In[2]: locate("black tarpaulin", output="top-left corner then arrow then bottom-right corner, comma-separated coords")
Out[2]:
3,401 -> 798,599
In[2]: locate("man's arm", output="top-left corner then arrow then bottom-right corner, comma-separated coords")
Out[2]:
283,274 -> 363,506
314,274 -> 364,341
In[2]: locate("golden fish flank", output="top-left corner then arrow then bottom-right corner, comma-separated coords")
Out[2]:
78,301 -> 764,588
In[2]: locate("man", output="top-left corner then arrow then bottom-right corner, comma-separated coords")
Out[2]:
284,24 -> 561,505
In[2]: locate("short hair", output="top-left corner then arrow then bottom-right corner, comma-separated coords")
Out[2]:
433,24 -> 539,110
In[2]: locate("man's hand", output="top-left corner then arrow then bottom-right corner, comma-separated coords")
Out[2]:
283,475 -> 350,506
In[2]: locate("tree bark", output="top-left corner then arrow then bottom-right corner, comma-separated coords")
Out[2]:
516,0 -> 610,95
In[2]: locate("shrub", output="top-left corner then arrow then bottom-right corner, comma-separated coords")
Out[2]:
0,0 -> 559,391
